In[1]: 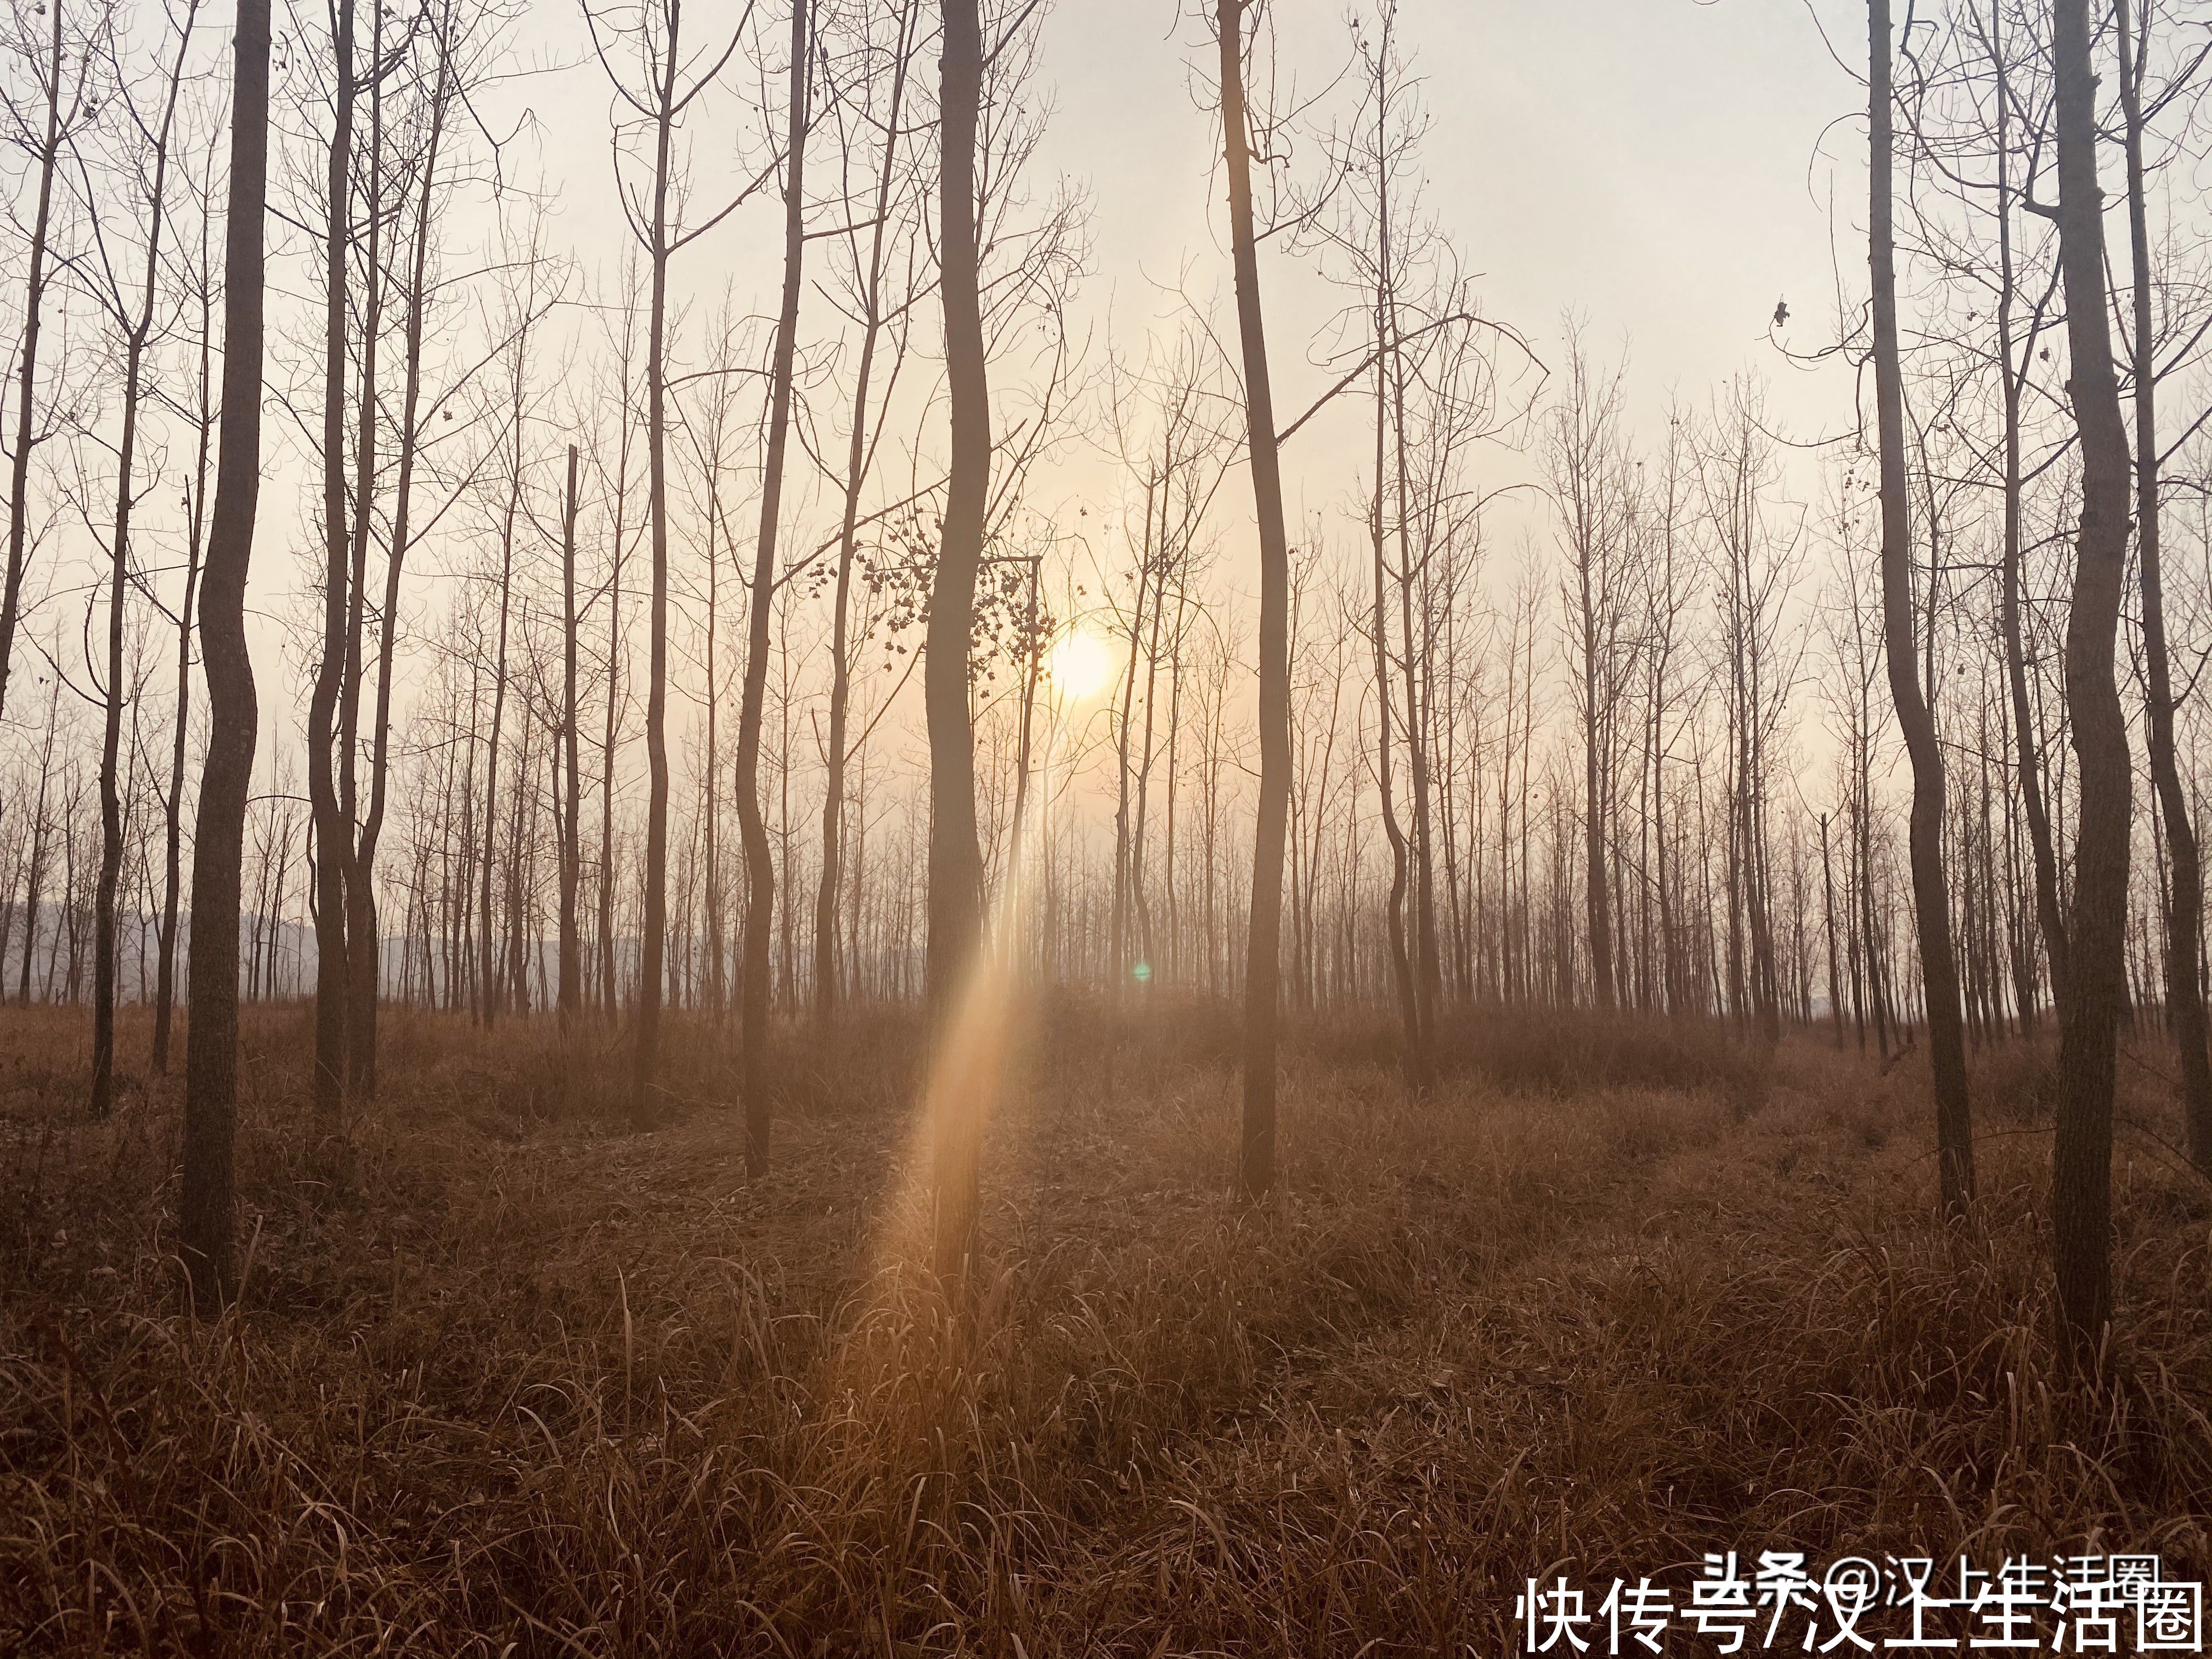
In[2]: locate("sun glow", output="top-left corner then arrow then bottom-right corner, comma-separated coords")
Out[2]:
1047,627 -> 1115,701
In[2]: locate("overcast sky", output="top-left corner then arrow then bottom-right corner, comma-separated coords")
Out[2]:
1032,0 -> 1866,437
518,0 -> 1872,470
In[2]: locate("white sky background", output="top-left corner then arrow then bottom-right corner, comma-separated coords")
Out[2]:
1036,0 -> 1864,442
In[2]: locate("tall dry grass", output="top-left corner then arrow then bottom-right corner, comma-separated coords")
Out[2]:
1,1000 -> 2207,1655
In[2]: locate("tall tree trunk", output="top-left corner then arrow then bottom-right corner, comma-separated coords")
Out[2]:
93,7 -> 196,1119
155,158 -> 219,1076
815,0 -> 916,1035
354,21 -> 450,1090
1217,0 -> 1291,1203
306,0 -> 358,1117
480,433 -> 518,1029
1372,355 -> 1418,1089
2049,0 -> 2136,1353
736,0 -> 810,1178
341,16 -> 388,1096
182,0 -> 271,1310
1870,0 -> 1973,1216
0,0 -> 70,730
631,2 -> 681,1131
1989,0 -> 2068,1013
560,443 -> 583,1024
927,0 -> 990,1283
2118,0 -> 2211,1166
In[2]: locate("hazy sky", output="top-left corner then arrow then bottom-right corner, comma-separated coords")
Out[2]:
521,0 -> 1872,471
1031,0 -> 1866,437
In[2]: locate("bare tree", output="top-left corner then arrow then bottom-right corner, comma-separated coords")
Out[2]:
812,0 -> 926,1034
82,0 -> 200,1119
584,0 -> 749,1129
0,0 -> 103,730
927,0 -> 991,1282
2118,0 -> 2211,1167
733,0 -> 811,1177
180,0 -> 271,1310
2048,0 -> 2134,1353
1210,0 -> 1293,1202
1871,0 -> 1973,1217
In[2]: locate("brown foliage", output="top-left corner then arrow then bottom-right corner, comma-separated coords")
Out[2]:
1,1006 -> 2207,1655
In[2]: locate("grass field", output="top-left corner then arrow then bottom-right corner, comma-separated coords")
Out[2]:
2,1001 -> 2208,1656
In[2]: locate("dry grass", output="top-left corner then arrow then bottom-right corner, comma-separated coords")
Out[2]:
2,999 -> 2209,1656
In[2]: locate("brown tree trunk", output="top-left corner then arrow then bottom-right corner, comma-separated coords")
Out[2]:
1217,0 -> 1292,1203
2049,0 -> 2136,1353
356,16 -> 451,1080
92,9 -> 196,1118
560,443 -> 583,1025
155,151 -> 218,1076
816,0 -> 919,1032
736,0 -> 810,1178
2118,0 -> 2211,1166
1870,0 -> 1973,1216
182,0 -> 271,1311
928,0 -> 990,1283
306,0 -> 357,1117
631,3 -> 681,1131
1989,0 -> 2068,1014
0,0 -> 70,730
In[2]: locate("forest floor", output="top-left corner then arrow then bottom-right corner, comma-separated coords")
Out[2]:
1,998 -> 2209,1657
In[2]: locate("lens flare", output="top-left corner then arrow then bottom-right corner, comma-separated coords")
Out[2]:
1048,627 -> 1115,701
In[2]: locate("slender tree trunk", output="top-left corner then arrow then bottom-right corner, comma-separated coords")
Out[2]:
1371,362 -> 1418,1088
927,0 -> 991,1284
2118,0 -> 2210,1166
353,9 -> 450,1094
815,0 -> 915,1035
155,181 -> 217,1076
480,442 -> 518,1029
736,0 -> 810,1177
560,443 -> 583,1024
632,4 -> 681,1131
340,19 -> 388,1095
306,0 -> 358,1117
1217,0 -> 1291,1202
1870,0 -> 1972,1215
182,0 -> 271,1310
2049,0 -> 2135,1353
0,0 -> 69,731
1989,0 -> 2068,1012
93,15 -> 195,1118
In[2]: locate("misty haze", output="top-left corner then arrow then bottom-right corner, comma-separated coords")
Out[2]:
0,0 -> 2207,1654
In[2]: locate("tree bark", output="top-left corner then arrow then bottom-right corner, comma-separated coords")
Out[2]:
0,0 -> 71,731
815,0 -> 917,1035
182,0 -> 271,1311
631,0 -> 681,1131
306,0 -> 358,1117
2049,0 -> 2135,1353
1870,0 -> 1973,1217
1216,0 -> 1291,1202
736,0 -> 810,1177
560,442 -> 583,1024
928,0 -> 990,1283
2118,0 -> 2210,1167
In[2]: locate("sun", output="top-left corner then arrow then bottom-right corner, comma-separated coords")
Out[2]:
1047,627 -> 1115,701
